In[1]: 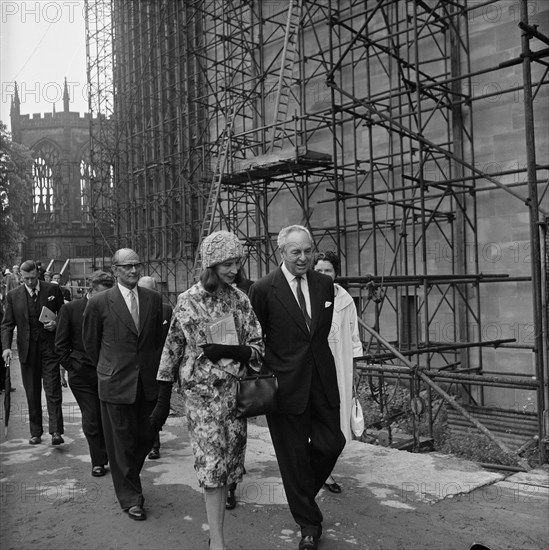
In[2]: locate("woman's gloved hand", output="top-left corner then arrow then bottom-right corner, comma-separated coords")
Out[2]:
200,344 -> 252,363
149,381 -> 173,431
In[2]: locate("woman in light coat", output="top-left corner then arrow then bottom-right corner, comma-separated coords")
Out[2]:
313,251 -> 363,493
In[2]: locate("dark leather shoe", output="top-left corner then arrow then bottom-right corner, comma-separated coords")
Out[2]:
92,466 -> 106,477
29,436 -> 41,445
148,448 -> 160,460
226,488 -> 236,510
51,433 -> 64,445
126,505 -> 146,521
298,535 -> 318,550
323,480 -> 342,493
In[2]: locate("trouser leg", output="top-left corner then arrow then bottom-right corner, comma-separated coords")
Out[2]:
71,381 -> 108,466
309,366 -> 346,496
100,380 -> 156,509
267,410 -> 323,538
266,369 -> 345,539
135,380 -> 157,466
20,342 -> 43,438
40,338 -> 63,434
0,354 -> 6,391
101,399 -> 144,509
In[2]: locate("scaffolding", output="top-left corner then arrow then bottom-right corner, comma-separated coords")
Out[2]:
85,0 -> 548,462
86,1 -> 200,292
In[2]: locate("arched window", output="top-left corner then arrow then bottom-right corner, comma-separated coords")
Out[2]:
32,142 -> 60,221
32,156 -> 54,217
80,159 -> 93,222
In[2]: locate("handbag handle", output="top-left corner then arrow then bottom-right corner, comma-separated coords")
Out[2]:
241,356 -> 271,377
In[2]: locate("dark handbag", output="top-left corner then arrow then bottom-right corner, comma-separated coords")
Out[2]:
235,365 -> 279,419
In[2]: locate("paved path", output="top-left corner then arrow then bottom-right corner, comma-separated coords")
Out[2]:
1,356 -> 548,549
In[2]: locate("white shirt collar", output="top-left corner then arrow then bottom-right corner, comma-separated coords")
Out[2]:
25,281 -> 40,295
117,282 -> 136,296
281,263 -> 311,314
281,262 -> 306,285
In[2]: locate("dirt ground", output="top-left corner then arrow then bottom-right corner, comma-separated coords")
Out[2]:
1,359 -> 548,550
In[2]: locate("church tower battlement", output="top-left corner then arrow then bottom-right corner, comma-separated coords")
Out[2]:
9,79 -> 97,274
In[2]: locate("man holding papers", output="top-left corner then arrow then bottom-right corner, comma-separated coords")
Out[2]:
1,260 -> 65,444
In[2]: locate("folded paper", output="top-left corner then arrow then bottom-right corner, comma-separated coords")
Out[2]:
39,306 -> 57,323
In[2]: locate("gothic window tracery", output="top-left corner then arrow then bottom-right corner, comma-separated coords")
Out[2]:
80,159 -> 93,223
32,142 -> 60,221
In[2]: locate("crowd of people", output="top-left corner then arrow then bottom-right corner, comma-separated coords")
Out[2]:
0,224 -> 363,550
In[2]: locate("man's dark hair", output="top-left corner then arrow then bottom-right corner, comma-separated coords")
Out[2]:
90,270 -> 115,290
313,250 -> 341,276
20,260 -> 37,273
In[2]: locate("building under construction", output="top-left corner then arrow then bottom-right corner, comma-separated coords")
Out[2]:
84,1 -> 548,462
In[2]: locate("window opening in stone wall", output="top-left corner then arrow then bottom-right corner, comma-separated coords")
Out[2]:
32,156 -> 54,219
80,159 -> 92,223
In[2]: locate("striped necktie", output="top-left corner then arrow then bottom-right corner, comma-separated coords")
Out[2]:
296,276 -> 311,330
130,290 -> 139,330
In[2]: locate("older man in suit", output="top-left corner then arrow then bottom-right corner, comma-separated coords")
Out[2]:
55,271 -> 114,477
1,260 -> 65,444
248,225 -> 346,550
82,249 -> 164,521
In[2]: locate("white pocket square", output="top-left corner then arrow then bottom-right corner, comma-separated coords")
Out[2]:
325,301 -> 332,308
162,320 -> 168,325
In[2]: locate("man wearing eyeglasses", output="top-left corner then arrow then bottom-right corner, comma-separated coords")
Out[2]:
82,248 -> 164,521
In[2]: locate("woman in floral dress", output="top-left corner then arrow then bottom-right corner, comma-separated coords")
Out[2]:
152,230 -> 263,550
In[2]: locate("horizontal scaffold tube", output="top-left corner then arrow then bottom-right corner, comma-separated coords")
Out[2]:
355,361 -> 538,389
356,319 -> 531,471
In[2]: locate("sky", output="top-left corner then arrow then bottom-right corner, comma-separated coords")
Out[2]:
1,1 -> 88,130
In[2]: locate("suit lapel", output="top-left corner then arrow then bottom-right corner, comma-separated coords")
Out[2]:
38,282 -> 58,314
109,286 -> 138,334
272,268 -> 310,336
18,286 -> 30,325
306,271 -> 321,334
77,297 -> 87,320
38,283 -> 48,310
136,287 -> 150,334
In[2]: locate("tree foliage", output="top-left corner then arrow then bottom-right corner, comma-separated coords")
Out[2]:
0,121 -> 33,267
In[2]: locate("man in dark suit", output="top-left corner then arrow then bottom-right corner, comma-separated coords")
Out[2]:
249,225 -> 346,550
82,249 -> 164,521
137,275 -> 172,460
51,272 -> 71,388
1,260 -> 65,444
55,271 -> 114,477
